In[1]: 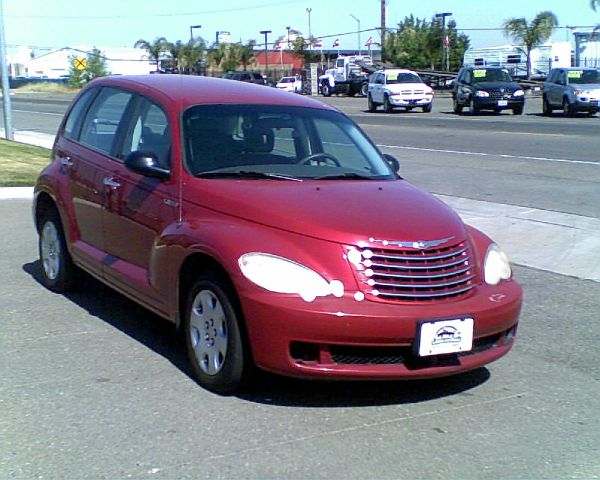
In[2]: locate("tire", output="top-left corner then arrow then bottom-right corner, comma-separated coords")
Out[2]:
38,208 -> 77,292
360,82 -> 369,97
512,106 -> 524,115
453,97 -> 463,114
320,83 -> 332,97
183,272 -> 248,394
542,95 -> 552,116
383,94 -> 393,113
422,103 -> 432,113
563,98 -> 575,117
468,97 -> 479,115
367,94 -> 377,112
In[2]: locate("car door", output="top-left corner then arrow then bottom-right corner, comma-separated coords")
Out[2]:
55,87 -> 134,273
101,94 -> 178,313
546,70 -> 562,106
371,73 -> 385,103
456,70 -> 472,104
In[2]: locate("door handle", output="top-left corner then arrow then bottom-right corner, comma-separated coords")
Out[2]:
57,155 -> 73,167
103,177 -> 121,189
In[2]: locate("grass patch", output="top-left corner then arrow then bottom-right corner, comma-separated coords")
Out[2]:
14,82 -> 79,94
0,139 -> 52,186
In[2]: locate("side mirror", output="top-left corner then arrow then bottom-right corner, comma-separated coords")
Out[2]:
383,153 -> 400,173
125,150 -> 170,180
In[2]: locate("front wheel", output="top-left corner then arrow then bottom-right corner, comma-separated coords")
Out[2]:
38,209 -> 77,292
542,95 -> 552,116
453,97 -> 463,114
184,273 -> 248,394
563,98 -> 575,117
367,94 -> 377,112
468,97 -> 479,115
383,94 -> 393,113
512,105 -> 524,115
360,82 -> 369,97
320,83 -> 332,97
422,103 -> 432,113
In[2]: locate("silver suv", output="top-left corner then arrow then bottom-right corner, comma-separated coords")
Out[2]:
543,67 -> 600,116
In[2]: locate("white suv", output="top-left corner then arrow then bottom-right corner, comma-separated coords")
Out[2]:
367,69 -> 434,113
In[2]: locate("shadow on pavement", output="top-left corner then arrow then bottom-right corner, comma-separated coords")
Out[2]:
23,259 -> 490,407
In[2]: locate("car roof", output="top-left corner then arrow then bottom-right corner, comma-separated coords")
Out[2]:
86,74 -> 332,110
378,68 -> 416,75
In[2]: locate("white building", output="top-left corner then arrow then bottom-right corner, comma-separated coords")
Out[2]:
8,46 -> 156,79
462,42 -> 572,79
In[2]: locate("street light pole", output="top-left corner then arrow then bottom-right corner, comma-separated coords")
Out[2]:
189,24 -> 201,42
434,12 -> 452,71
349,13 -> 361,55
0,0 -> 13,140
260,30 -> 272,79
305,8 -> 312,49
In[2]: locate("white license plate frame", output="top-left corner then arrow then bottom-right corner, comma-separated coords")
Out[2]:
417,317 -> 474,357
497,100 -> 508,107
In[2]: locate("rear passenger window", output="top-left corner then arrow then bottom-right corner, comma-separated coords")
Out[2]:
79,88 -> 134,155
64,89 -> 97,140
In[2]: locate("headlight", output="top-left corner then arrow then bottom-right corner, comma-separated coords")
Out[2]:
484,244 -> 512,285
475,90 -> 490,97
238,253 -> 344,302
513,89 -> 525,97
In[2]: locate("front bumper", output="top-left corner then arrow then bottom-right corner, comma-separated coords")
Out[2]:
240,280 -> 522,380
474,97 -> 524,110
574,96 -> 599,112
389,95 -> 432,107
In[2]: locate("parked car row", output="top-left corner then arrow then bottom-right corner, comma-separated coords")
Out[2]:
222,71 -> 303,93
365,65 -> 600,118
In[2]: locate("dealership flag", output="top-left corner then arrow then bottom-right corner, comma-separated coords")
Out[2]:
365,36 -> 373,47
332,38 -> 340,48
315,38 -> 323,48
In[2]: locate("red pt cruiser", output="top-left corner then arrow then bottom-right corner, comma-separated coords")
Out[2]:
33,75 -> 522,393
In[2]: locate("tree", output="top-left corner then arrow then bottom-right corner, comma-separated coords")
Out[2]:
134,37 -> 168,72
68,47 -> 108,88
238,40 -> 257,71
502,11 -> 558,79
383,15 -> 469,71
182,38 -> 207,74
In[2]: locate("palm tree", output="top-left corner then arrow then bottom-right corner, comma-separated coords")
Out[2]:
182,38 -> 206,74
502,11 -> 558,79
134,37 -> 168,72
238,40 -> 257,71
592,0 -> 599,10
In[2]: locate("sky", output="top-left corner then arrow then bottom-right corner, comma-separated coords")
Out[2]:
4,0 -> 600,57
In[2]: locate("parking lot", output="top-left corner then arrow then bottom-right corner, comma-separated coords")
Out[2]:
1,90 -> 600,479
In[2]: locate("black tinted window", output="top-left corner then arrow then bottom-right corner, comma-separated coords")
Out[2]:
121,98 -> 171,167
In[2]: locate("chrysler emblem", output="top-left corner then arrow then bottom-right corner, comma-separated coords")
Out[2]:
369,236 -> 454,249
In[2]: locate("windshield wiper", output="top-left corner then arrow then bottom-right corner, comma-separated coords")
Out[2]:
313,172 -> 380,180
197,170 -> 303,181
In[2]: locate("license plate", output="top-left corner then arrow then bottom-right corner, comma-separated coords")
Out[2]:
417,318 -> 474,357
497,100 -> 508,107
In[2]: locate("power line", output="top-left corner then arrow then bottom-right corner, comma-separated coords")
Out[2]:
6,0 -> 308,19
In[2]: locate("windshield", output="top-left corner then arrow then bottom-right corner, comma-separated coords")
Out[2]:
472,69 -> 513,83
183,105 -> 397,180
386,72 -> 422,84
567,69 -> 600,84
279,78 -> 295,83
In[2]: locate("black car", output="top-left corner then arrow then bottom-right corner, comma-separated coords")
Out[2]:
452,67 -> 526,115
222,71 -> 267,85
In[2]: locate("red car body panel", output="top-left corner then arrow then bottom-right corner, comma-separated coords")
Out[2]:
34,75 -> 522,381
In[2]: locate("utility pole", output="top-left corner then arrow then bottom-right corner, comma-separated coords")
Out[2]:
0,0 -> 13,140
380,0 -> 386,61
260,30 -> 272,78
435,12 -> 452,71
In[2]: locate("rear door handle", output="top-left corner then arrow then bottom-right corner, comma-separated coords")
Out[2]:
103,177 -> 121,189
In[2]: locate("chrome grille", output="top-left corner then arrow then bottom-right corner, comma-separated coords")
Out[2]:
347,241 -> 476,302
489,90 -> 514,100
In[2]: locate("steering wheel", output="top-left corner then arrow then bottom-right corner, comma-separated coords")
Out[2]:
298,152 -> 341,166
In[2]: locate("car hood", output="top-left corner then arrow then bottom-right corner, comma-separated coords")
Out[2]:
385,83 -> 430,93
473,81 -> 521,91
571,83 -> 600,90
194,179 -> 466,245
